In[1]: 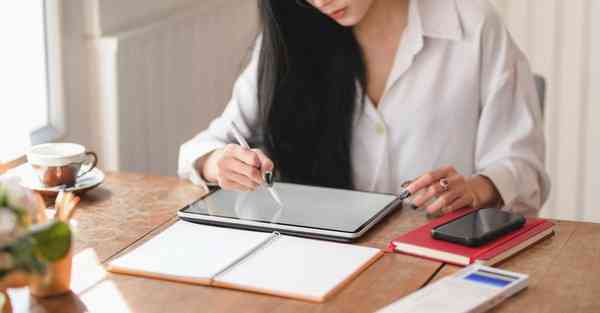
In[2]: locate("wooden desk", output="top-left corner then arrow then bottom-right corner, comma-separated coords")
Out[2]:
8,172 -> 598,312
431,220 -> 600,313
5,172 -> 443,313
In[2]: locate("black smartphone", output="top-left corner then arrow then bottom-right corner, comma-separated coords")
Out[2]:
431,208 -> 526,247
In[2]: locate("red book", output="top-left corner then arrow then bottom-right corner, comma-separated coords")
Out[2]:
388,208 -> 555,266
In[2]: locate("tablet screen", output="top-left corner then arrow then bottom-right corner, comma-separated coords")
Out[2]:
180,183 -> 398,233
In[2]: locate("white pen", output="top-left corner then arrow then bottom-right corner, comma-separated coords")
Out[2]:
229,121 -> 283,206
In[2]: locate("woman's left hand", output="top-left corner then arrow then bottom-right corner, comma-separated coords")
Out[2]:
406,165 -> 477,215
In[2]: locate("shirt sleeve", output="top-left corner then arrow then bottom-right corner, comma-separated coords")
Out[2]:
475,9 -> 551,214
177,35 -> 263,190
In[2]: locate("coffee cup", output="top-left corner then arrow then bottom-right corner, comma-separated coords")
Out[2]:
26,143 -> 98,188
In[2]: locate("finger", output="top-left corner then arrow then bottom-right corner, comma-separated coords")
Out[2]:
407,165 -> 456,194
412,173 -> 463,207
412,183 -> 445,207
224,169 -> 259,190
252,149 -> 274,174
220,157 -> 263,184
426,188 -> 463,213
219,178 -> 253,192
412,173 -> 460,206
229,145 -> 260,168
237,159 -> 263,184
444,194 -> 473,213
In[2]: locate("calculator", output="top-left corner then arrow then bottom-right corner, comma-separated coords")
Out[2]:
377,264 -> 528,313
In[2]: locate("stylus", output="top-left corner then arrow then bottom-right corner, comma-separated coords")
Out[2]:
398,188 -> 411,201
230,120 -> 283,206
397,187 -> 422,210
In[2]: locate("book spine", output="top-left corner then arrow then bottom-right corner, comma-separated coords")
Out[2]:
469,220 -> 547,263
210,231 -> 281,282
386,242 -> 396,253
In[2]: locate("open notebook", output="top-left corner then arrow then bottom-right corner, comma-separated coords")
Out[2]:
107,221 -> 383,302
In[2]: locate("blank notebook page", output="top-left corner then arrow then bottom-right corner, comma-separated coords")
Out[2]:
108,221 -> 272,281
216,235 -> 382,301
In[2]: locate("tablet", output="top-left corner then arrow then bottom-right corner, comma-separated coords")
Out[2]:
177,182 -> 403,242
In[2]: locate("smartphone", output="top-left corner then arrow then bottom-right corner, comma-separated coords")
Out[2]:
431,208 -> 526,247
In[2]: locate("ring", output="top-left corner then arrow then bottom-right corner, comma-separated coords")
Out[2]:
439,178 -> 449,192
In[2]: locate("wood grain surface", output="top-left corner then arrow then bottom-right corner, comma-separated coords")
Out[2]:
4,172 -> 443,313
6,172 -> 600,312
431,220 -> 600,313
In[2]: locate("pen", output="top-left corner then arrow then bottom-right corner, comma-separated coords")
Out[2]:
400,180 -> 419,210
400,184 -> 440,217
230,121 -> 283,206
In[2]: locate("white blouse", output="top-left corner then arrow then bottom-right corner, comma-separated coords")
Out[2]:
178,0 -> 550,214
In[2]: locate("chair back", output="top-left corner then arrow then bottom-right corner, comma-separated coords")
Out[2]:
534,75 -> 546,117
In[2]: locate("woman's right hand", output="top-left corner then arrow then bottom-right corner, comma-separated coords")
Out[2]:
200,144 -> 274,192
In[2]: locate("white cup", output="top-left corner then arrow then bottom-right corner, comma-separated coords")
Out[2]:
26,143 -> 97,187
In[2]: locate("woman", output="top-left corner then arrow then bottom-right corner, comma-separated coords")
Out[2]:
179,0 -> 550,215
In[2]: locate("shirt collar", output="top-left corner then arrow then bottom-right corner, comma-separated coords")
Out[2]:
361,0 -> 465,111
411,0 -> 464,41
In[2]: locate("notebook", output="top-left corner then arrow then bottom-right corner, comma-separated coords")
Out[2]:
107,221 -> 383,302
388,208 -> 555,266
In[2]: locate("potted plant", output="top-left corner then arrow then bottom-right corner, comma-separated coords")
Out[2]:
0,177 -> 76,310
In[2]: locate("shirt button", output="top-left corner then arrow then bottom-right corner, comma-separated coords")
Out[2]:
375,123 -> 386,135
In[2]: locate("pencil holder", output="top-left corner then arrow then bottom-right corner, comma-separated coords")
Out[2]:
1,290 -> 12,313
29,248 -> 73,298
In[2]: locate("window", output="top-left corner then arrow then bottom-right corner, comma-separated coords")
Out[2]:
0,1 -> 63,163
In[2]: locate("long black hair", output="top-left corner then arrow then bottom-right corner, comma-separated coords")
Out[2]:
257,0 -> 366,189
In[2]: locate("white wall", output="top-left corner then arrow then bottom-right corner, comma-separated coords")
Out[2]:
93,0 -> 200,34
59,0 -> 258,174
93,1 -> 259,174
492,0 -> 600,222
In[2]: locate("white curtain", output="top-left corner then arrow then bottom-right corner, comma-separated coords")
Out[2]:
492,0 -> 600,223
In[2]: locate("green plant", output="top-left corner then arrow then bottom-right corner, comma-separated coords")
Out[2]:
0,221 -> 71,279
0,178 -> 72,280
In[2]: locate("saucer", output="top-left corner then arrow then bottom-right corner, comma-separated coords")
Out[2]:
14,164 -> 105,197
